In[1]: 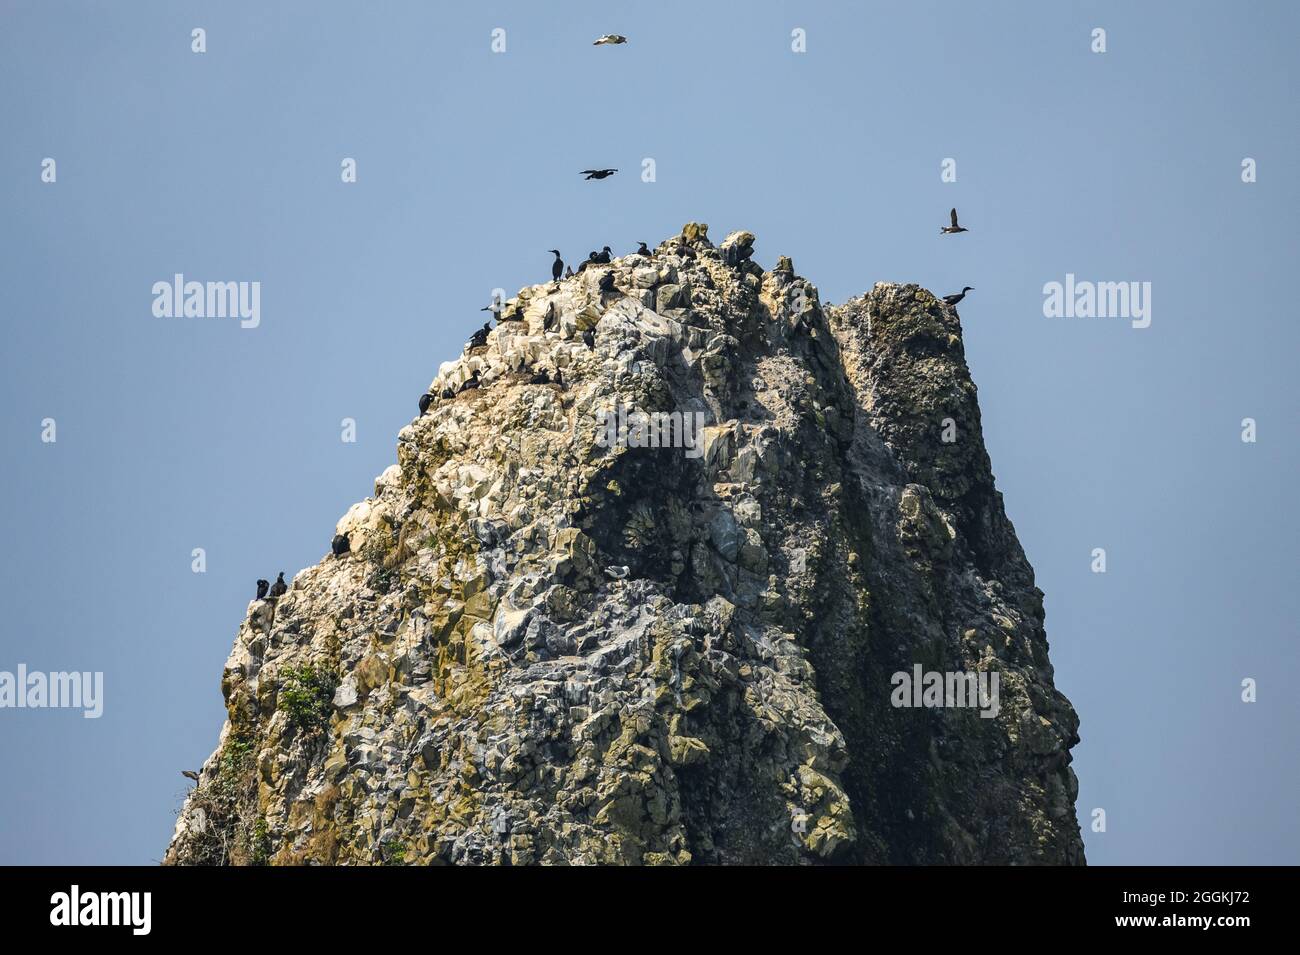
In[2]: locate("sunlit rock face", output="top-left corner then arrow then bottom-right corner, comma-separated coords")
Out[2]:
165,224 -> 1083,866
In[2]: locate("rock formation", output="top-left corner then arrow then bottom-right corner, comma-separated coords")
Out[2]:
165,224 -> 1084,866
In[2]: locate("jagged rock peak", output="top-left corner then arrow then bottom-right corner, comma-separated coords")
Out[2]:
166,225 -> 1083,866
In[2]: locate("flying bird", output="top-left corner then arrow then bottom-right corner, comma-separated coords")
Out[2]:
940,208 -> 969,234
593,35 -> 627,46
269,572 -> 288,599
581,169 -> 617,180
550,250 -> 564,281
943,287 -> 973,306
181,770 -> 200,784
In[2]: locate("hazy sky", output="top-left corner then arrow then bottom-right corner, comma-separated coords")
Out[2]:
1,1 -> 1296,865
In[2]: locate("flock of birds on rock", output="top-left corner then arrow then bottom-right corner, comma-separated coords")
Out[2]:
233,32 -> 977,640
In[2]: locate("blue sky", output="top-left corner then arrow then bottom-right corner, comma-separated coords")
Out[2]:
0,1 -> 1296,864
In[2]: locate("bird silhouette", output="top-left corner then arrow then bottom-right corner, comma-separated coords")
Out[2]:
269,572 -> 287,599
550,250 -> 564,281
943,287 -> 973,306
593,35 -> 627,46
940,208 -> 969,234
581,169 -> 617,180
332,533 -> 350,557
181,770 -> 200,784
255,579 -> 269,600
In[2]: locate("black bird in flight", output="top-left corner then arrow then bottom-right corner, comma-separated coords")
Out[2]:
943,287 -> 973,306
940,208 -> 969,234
181,770 -> 200,784
581,169 -> 617,180
593,35 -> 627,46
550,250 -> 564,281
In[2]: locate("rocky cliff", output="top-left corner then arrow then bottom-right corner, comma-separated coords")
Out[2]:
165,224 -> 1084,866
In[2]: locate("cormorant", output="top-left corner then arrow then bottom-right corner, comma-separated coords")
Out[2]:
582,328 -> 596,349
528,368 -> 551,385
458,371 -> 481,394
332,533 -> 350,557
255,578 -> 269,600
269,572 -> 287,599
554,369 -> 565,389
940,208 -> 969,234
634,242 -> 652,257
942,287 -> 973,306
550,250 -> 564,281
543,303 -> 557,332
440,384 -> 455,400
593,35 -> 627,46
576,251 -> 598,273
598,270 -> 616,295
467,322 -> 491,350
181,770 -> 200,784
564,266 -> 574,278
418,393 -> 434,415
581,169 -> 617,180
593,246 -> 612,264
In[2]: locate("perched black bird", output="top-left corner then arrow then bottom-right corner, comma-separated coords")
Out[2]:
181,770 -> 200,784
581,169 -> 617,180
332,533 -> 350,557
440,384 -> 455,400
269,572 -> 288,599
418,393 -> 434,415
554,369 -> 565,389
255,578 -> 270,600
528,368 -> 551,385
576,251 -> 598,274
582,328 -> 596,349
594,246 -> 613,263
458,371 -> 481,394
598,270 -> 617,295
940,208 -> 969,234
564,266 -> 574,278
543,303 -> 557,332
634,241 -> 652,257
550,250 -> 564,281
942,286 -> 974,306
674,240 -> 696,260
467,322 -> 491,350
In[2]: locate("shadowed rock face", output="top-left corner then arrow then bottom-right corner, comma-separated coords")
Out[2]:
165,225 -> 1083,866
